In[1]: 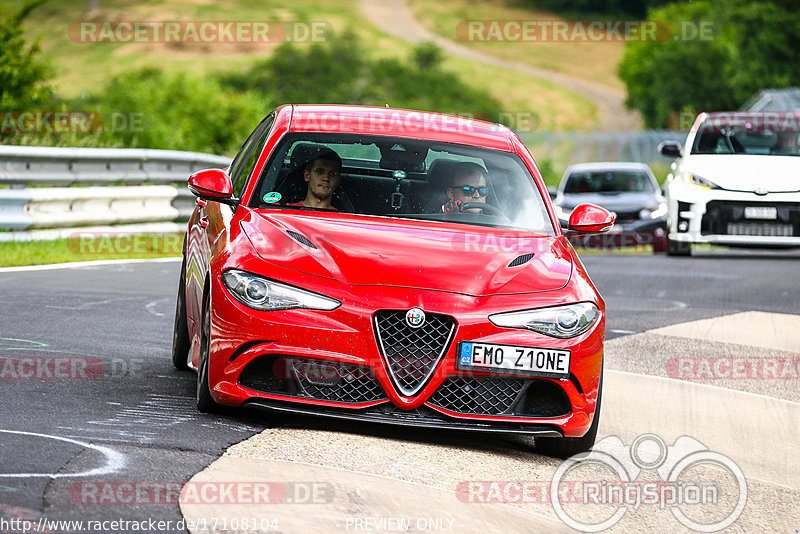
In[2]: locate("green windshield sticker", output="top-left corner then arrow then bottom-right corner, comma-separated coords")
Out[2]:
263,192 -> 282,203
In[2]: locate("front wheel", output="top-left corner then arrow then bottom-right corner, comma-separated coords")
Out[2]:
535,372 -> 602,458
196,290 -> 221,413
171,256 -> 191,371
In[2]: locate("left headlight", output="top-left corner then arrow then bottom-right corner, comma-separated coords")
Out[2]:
221,269 -> 341,311
489,302 -> 599,339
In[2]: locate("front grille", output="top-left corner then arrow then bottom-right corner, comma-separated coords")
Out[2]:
726,222 -> 793,236
427,377 -> 571,417
701,200 -> 800,236
239,356 -> 386,404
374,310 -> 455,396
428,377 -> 525,415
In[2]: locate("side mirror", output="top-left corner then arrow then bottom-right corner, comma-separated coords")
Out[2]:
567,203 -> 615,233
188,168 -> 237,205
658,140 -> 683,158
547,186 -> 558,200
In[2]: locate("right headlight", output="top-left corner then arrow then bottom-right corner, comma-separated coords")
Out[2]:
221,269 -> 340,311
489,302 -> 599,339
684,172 -> 721,190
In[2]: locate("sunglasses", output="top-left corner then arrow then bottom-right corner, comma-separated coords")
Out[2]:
453,185 -> 489,197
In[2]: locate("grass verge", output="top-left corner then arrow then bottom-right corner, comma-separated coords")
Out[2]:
0,233 -> 183,267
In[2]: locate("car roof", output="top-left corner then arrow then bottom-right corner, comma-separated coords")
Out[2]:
285,105 -> 516,152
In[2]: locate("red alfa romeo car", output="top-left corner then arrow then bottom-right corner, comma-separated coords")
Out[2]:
172,105 -> 614,457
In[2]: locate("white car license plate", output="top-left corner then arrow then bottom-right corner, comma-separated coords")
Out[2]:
744,206 -> 777,220
457,341 -> 570,378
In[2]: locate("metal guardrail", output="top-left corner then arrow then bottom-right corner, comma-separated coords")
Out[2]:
521,130 -> 687,171
0,145 -> 230,186
0,145 -> 230,240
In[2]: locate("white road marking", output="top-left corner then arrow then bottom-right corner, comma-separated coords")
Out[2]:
0,257 -> 181,273
0,338 -> 48,347
145,298 -> 169,317
0,429 -> 125,478
46,296 -> 145,311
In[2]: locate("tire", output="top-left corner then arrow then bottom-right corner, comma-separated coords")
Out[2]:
535,371 -> 602,459
196,289 -> 221,413
666,236 -> 691,256
171,256 -> 191,371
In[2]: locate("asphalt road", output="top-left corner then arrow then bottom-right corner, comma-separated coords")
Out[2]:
0,251 -> 797,532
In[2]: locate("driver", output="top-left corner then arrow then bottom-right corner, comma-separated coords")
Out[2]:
441,162 -> 489,214
286,149 -> 342,209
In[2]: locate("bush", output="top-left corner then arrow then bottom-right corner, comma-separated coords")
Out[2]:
76,69 -> 266,155
0,0 -> 53,111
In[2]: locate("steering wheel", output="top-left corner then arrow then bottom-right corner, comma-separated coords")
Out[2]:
462,202 -> 503,217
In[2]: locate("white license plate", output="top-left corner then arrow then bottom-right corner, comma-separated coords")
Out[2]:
744,206 -> 777,220
457,341 -> 570,378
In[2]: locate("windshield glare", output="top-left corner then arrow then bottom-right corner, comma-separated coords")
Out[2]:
563,170 -> 655,194
692,123 -> 800,156
250,133 -> 555,235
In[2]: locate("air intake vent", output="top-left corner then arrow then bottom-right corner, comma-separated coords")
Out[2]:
508,253 -> 535,267
286,230 -> 317,249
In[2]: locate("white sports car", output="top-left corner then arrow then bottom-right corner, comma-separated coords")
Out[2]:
659,111 -> 800,255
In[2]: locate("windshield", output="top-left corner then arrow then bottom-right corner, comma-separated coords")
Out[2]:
563,170 -> 655,194
249,133 -> 555,235
692,121 -> 800,156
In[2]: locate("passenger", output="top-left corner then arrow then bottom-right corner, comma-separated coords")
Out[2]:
286,149 -> 342,209
441,162 -> 489,214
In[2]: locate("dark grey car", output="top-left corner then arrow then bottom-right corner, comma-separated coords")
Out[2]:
554,162 -> 667,249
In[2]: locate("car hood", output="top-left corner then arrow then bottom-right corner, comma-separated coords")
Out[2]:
240,210 -> 572,296
683,155 -> 800,193
558,192 -> 662,212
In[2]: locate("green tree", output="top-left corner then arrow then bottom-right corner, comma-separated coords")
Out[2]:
0,0 -> 53,110
619,0 -> 800,128
220,30 -> 504,122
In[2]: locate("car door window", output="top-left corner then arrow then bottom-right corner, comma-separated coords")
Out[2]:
229,114 -> 275,198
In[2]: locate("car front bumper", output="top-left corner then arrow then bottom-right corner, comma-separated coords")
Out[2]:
668,189 -> 800,247
205,262 -> 604,439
